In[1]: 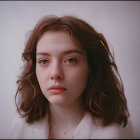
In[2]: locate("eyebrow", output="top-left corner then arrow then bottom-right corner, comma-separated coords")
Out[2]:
36,50 -> 83,56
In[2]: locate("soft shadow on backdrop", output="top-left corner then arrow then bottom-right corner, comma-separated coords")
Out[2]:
0,1 -> 140,138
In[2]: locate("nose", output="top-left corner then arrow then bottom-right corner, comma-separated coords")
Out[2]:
50,61 -> 64,81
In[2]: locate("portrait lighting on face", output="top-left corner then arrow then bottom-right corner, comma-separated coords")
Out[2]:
36,31 -> 89,106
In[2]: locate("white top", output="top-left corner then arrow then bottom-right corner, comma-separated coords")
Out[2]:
8,112 -> 133,139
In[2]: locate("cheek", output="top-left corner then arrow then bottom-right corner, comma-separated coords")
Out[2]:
66,66 -> 89,90
36,68 -> 42,83
36,67 -> 49,88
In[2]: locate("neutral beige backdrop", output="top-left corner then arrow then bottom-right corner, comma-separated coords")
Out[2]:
0,1 -> 140,138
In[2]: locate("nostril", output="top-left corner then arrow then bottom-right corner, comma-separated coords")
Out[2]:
51,74 -> 64,80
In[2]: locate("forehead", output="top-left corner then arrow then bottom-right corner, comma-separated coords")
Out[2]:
36,31 -> 85,54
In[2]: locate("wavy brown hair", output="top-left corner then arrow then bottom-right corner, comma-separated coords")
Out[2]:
15,15 -> 129,127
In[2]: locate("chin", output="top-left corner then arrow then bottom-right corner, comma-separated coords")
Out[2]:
48,95 -> 69,105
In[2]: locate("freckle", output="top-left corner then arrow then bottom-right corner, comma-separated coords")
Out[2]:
64,131 -> 66,135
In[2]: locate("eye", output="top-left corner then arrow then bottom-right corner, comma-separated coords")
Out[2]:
39,59 -> 49,65
65,58 -> 78,64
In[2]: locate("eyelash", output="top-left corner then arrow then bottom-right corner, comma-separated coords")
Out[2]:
65,58 -> 78,64
38,59 -> 49,65
38,57 -> 78,65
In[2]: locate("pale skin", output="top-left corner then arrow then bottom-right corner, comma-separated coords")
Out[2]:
36,31 -> 89,138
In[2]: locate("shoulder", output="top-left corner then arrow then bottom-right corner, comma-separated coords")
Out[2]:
92,123 -> 125,139
8,114 -> 49,139
8,114 -> 29,138
91,117 -> 133,139
86,113 -> 125,139
75,112 -> 133,139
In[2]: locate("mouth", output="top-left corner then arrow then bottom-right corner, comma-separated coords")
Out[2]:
48,85 -> 66,94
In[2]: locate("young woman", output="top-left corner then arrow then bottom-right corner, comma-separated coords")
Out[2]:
11,15 -> 133,139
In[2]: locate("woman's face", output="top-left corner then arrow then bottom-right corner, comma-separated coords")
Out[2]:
36,31 -> 89,106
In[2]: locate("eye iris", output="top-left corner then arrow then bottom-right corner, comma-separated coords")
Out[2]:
41,59 -> 47,64
68,58 -> 75,63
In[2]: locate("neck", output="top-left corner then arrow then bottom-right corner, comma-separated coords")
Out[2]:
49,98 -> 85,128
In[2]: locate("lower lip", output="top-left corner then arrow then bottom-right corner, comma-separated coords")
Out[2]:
49,89 -> 66,94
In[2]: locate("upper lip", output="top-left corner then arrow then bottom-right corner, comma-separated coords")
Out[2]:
49,85 -> 66,90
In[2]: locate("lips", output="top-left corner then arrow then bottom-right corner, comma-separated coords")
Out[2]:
48,85 -> 66,94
